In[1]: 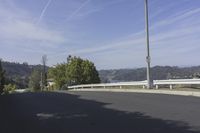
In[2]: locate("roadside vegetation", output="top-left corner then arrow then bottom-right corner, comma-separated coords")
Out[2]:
0,59 -> 6,94
28,68 -> 41,91
0,55 -> 100,93
1,55 -> 200,94
0,59 -> 17,94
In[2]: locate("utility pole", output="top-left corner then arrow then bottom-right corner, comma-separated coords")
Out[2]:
144,0 -> 153,89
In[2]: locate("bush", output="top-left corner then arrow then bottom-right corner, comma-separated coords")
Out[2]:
3,84 -> 16,94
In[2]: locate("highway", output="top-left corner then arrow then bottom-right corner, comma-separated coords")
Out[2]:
0,91 -> 200,133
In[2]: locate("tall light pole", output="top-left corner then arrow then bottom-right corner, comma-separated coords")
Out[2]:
144,0 -> 153,89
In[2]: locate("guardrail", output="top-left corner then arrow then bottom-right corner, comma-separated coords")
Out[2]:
14,89 -> 29,93
154,79 -> 200,89
68,79 -> 200,90
68,81 -> 147,89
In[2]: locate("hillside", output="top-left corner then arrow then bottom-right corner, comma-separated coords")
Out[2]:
2,61 -> 200,87
2,61 -> 43,88
99,66 -> 200,83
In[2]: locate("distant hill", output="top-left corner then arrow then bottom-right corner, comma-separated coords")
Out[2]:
2,61 -> 43,88
2,61 -> 200,87
99,66 -> 200,83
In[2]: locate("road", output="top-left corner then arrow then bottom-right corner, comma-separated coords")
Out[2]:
0,91 -> 200,133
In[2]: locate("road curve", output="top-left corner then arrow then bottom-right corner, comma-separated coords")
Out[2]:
0,91 -> 200,133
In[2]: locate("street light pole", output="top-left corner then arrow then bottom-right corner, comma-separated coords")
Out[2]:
144,0 -> 152,89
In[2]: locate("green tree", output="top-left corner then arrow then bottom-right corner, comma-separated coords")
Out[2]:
82,60 -> 100,84
66,57 -> 84,85
41,55 -> 47,90
66,57 -> 100,85
0,59 -> 5,94
3,84 -> 16,94
29,68 -> 41,91
49,56 -> 100,89
48,63 -> 68,88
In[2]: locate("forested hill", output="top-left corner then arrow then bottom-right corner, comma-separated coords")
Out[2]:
99,66 -> 200,83
2,61 -> 200,86
2,61 -> 43,88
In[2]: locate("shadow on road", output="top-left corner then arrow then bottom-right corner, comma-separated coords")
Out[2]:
0,92 -> 199,133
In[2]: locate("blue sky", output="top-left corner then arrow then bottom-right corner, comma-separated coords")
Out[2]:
0,0 -> 200,69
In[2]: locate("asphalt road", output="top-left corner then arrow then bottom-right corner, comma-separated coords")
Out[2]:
0,91 -> 200,133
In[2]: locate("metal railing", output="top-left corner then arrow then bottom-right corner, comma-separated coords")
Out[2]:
68,79 -> 200,90
68,81 -> 147,89
154,79 -> 200,89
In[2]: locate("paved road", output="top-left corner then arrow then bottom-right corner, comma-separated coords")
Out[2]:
0,91 -> 200,133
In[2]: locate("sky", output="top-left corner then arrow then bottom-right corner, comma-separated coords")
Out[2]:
0,0 -> 200,69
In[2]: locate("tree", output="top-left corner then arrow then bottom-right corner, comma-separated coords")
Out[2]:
48,64 -> 68,88
49,56 -> 100,89
0,59 -> 5,94
66,56 -> 100,85
41,55 -> 47,90
66,57 -> 84,85
29,68 -> 41,91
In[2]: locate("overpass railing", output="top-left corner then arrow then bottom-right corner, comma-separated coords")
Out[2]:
68,79 -> 200,90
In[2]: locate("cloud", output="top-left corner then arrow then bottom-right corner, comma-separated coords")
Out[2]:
48,5 -> 200,69
1,0 -> 199,68
65,0 -> 127,21
151,7 -> 200,30
65,7 -> 200,55
0,20 -> 64,43
42,0 -> 200,69
36,0 -> 52,25
0,2 -> 65,49
66,0 -> 91,22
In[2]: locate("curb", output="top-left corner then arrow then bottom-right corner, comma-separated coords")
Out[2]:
69,89 -> 200,97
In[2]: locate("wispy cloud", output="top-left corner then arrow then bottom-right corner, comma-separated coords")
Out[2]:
1,0 -> 200,68
0,1 -> 65,52
65,0 -> 126,21
36,0 -> 52,25
151,7 -> 200,30
0,20 -> 65,44
66,0 -> 91,22
67,6 -> 200,54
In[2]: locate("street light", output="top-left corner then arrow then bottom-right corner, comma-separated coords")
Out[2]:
144,0 -> 153,89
